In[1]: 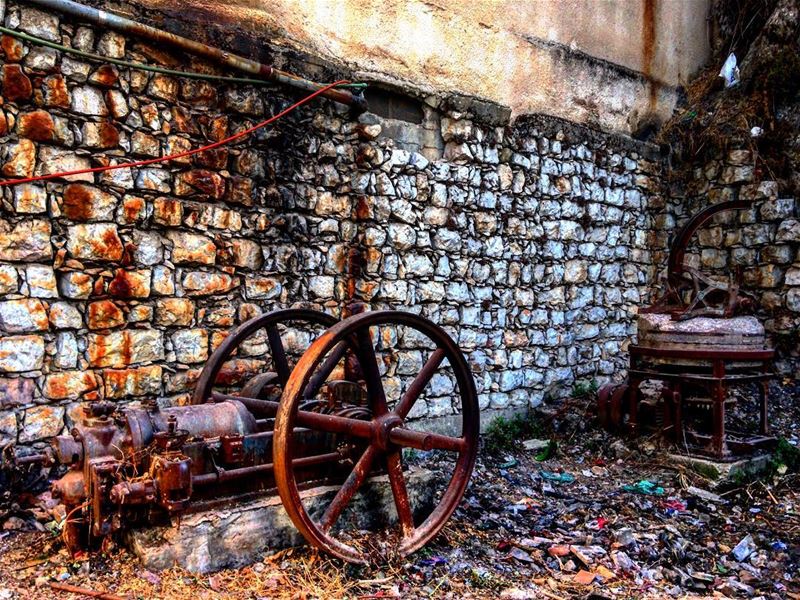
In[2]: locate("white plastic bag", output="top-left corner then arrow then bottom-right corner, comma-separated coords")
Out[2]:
719,53 -> 740,87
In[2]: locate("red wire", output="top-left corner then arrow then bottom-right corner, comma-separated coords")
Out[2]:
0,80 -> 350,187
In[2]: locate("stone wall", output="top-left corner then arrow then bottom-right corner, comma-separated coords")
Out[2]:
0,1 -> 664,449
663,149 -> 800,375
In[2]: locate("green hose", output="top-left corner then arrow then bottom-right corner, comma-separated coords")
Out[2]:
0,25 -> 367,90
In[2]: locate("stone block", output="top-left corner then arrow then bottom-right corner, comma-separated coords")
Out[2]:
0,299 -> 48,332
126,469 -> 436,573
0,335 -> 45,372
87,329 -> 164,368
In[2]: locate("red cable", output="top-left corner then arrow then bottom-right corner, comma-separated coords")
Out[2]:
0,80 -> 350,187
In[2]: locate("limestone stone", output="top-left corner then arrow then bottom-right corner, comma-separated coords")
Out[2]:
88,64 -> 119,87
54,332 -> 78,369
0,219 -> 51,262
97,32 -> 125,58
104,365 -> 162,399
132,231 -> 164,266
1,64 -> 32,103
43,370 -> 100,400
87,329 -> 164,368
0,265 -> 17,294
16,110 -> 55,141
81,121 -> 119,148
20,405 -> 64,443
57,272 -> 93,299
0,377 -> 36,408
71,86 -> 108,116
107,269 -> 152,299
37,146 -> 92,182
167,231 -> 216,266
174,170 -> 226,200
151,266 -> 175,296
136,169 -> 171,193
87,300 -> 125,329
61,184 -> 117,221
23,265 -> 57,298
66,223 -> 123,261
172,329 -> 209,364
126,470 -> 435,573
18,7 -> 60,41
182,271 -> 237,297
228,239 -> 263,270
244,277 -> 281,300
0,299 -> 48,332
2,138 -> 35,177
0,335 -> 45,372
130,130 -> 161,157
0,411 -> 17,444
155,298 -> 195,326
153,197 -> 183,226
13,184 -> 47,214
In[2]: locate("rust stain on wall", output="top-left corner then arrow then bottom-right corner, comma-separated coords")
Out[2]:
642,0 -> 658,111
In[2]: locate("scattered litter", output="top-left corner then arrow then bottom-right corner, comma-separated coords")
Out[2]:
686,486 -> 723,504
622,480 -> 664,496
719,52 -> 740,87
731,534 -> 756,562
522,439 -> 550,452
539,470 -> 575,484
534,440 -> 557,462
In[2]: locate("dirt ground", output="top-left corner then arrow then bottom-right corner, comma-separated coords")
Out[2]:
0,380 -> 798,600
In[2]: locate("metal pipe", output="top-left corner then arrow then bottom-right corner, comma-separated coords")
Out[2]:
192,452 -> 341,486
26,0 -> 367,111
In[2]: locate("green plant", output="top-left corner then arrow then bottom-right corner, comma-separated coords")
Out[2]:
770,437 -> 800,474
571,379 -> 599,398
483,410 -> 544,455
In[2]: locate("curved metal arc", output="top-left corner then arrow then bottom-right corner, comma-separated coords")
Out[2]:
667,198 -> 751,280
191,309 -> 338,405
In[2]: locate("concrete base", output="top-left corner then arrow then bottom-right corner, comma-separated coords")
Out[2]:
668,453 -> 772,487
125,468 -> 436,573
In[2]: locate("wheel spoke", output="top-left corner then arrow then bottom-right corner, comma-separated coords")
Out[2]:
389,427 -> 466,453
266,324 -> 291,385
320,444 -> 378,532
355,328 -> 388,416
386,451 -> 414,537
303,340 -> 349,398
394,348 -> 446,419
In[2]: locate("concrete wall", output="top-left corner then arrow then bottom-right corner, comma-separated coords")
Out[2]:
132,0 -> 712,135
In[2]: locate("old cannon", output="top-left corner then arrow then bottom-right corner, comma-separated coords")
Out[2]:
599,197 -> 776,459
45,309 -> 479,564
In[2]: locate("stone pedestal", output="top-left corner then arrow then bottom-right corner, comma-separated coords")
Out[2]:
125,468 -> 436,573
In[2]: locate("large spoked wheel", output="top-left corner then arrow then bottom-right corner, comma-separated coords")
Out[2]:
192,308 -> 338,405
273,310 -> 479,564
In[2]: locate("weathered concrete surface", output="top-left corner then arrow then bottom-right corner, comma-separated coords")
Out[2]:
125,469 -> 436,573
132,0 -> 711,134
668,453 -> 773,488
638,314 -> 768,352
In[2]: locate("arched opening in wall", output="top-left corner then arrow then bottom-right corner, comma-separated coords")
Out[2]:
361,85 -> 443,160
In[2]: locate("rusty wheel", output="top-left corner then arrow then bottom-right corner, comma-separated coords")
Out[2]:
273,310 -> 479,564
191,309 -> 338,405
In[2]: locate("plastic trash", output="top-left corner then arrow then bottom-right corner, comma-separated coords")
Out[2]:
731,534 -> 756,562
622,480 -> 665,496
540,470 -> 575,484
719,53 -> 740,87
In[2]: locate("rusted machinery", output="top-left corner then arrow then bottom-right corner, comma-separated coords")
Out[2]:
42,309 -> 478,564
599,199 -> 776,459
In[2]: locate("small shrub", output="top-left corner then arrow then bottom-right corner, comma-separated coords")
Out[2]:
483,410 -> 543,455
770,438 -> 800,474
571,379 -> 599,398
